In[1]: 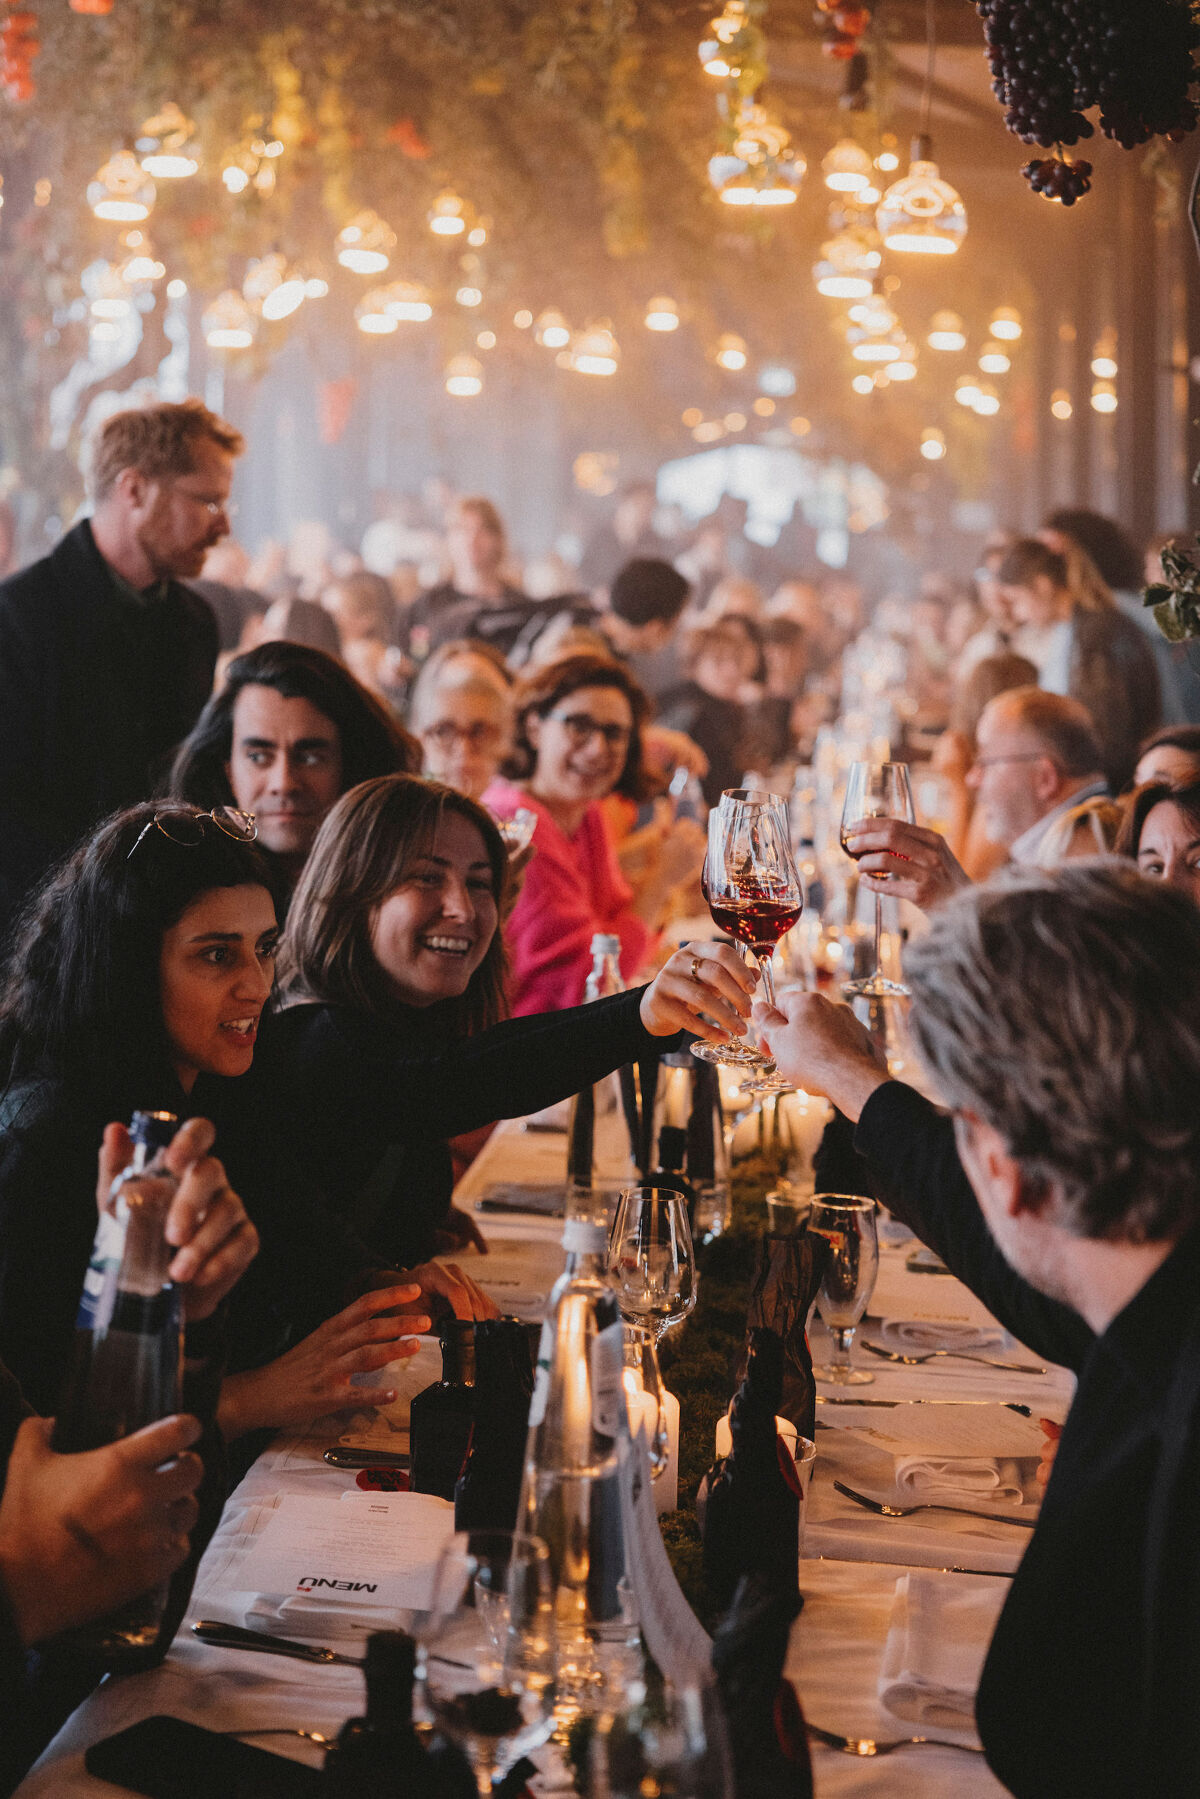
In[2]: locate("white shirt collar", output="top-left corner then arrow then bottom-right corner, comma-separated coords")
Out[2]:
1009,778 -> 1111,865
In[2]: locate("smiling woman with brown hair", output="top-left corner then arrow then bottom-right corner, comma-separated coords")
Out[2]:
264,771 -> 750,1265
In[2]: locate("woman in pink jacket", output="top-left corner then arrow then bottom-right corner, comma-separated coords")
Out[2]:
486,652 -> 703,1014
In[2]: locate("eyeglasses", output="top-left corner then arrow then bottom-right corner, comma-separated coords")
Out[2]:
970,752 -> 1056,772
548,711 -> 632,750
423,721 -> 503,751
127,806 -> 257,860
171,484 -> 239,519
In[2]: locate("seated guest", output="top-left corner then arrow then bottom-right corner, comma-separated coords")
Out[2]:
658,617 -> 763,806
748,617 -> 809,769
271,775 -> 752,1264
320,570 -> 406,706
757,865 -> 1200,1797
487,654 -> 704,1012
257,595 -> 344,660
0,808 -> 484,1436
995,537 -> 1160,789
1133,723 -> 1200,788
0,1115 -> 257,1787
406,497 -> 544,662
843,687 -> 1108,913
600,557 -> 691,700
410,642 -> 515,803
931,652 -> 1039,876
1116,776 -> 1200,904
170,642 -> 418,907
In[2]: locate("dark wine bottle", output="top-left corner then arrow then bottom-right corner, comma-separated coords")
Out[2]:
700,1329 -> 801,1612
454,1318 -> 535,1532
712,1574 -> 814,1799
52,1109 -> 184,1659
651,1123 -> 699,1233
410,1318 -> 476,1500
322,1632 -> 443,1794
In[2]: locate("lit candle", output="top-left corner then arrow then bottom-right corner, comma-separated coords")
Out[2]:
625,1371 -> 681,1514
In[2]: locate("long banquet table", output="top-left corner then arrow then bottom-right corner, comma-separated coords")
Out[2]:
17,1113 -> 1074,1798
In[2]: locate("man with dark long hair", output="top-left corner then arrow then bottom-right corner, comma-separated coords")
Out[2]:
170,641 -> 419,905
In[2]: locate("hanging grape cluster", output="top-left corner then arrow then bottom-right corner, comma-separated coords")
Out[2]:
975,0 -> 1200,202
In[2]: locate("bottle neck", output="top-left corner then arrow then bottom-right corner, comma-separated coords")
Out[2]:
362,1636 -> 416,1731
440,1322 -> 476,1387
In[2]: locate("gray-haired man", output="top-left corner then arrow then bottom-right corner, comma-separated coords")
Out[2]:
757,863 -> 1200,1798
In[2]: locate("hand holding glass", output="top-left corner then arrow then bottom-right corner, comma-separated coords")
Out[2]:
840,762 -> 915,998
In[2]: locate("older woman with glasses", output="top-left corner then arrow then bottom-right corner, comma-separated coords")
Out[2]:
409,640 -> 515,803
486,652 -> 704,1014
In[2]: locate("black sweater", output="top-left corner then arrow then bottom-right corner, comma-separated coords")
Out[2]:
258,986 -> 672,1266
855,1080 -> 1200,1798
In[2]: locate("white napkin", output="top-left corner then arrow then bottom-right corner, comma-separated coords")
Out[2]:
893,1454 -> 1027,1506
878,1570 -> 1008,1745
877,1317 -> 1007,1353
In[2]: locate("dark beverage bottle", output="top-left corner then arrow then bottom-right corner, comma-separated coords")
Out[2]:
700,1329 -> 801,1612
323,1632 -> 446,1794
652,1122 -> 699,1233
410,1318 -> 476,1500
52,1109 -> 184,1658
454,1318 -> 535,1532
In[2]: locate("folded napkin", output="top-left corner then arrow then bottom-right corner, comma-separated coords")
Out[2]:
893,1454 -> 1027,1506
877,1317 -> 1007,1353
878,1570 -> 1008,1745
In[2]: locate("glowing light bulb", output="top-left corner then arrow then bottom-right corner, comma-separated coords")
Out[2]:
823,138 -> 874,194
920,428 -> 946,460
571,323 -> 619,376
1091,380 -> 1118,414
1051,390 -> 1073,420
876,136 -> 966,255
336,212 -> 396,275
445,353 -> 483,396
1091,355 -> 1118,379
715,332 -> 748,371
851,373 -> 874,394
927,310 -> 966,352
137,104 -> 199,179
535,309 -> 570,349
990,307 -> 1022,341
202,289 -> 255,350
88,152 -> 155,223
429,191 -> 467,236
644,295 -> 680,332
979,342 -> 1011,375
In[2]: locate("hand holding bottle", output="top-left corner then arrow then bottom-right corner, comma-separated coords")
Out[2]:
0,1411 -> 203,1648
96,1116 -> 258,1322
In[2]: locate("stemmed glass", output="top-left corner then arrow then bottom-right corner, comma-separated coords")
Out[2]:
808,1196 -> 880,1385
416,1530 -> 556,1797
691,790 -> 804,1093
587,1681 -> 733,1797
607,1187 -> 697,1344
839,762 -> 915,998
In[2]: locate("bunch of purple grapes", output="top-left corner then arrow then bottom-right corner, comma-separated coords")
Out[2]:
1022,155 -> 1093,206
976,0 -> 1200,197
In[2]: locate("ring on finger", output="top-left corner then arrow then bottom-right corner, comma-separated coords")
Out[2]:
690,954 -> 704,983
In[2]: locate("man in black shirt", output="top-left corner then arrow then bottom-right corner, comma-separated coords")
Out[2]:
0,399 -> 240,934
756,864 -> 1200,1798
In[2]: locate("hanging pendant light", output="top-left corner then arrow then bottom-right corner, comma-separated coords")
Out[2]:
445,353 -> 483,396
876,135 -> 966,254
813,221 -> 882,298
822,138 -> 874,194
88,151 -> 155,222
644,295 -> 680,332
927,310 -> 966,352
202,290 -> 255,350
715,332 -> 748,371
428,191 -> 468,237
336,211 -> 396,275
846,293 -> 903,363
990,306 -> 1022,341
571,323 -> 620,376
137,104 -> 199,179
535,309 -> 570,349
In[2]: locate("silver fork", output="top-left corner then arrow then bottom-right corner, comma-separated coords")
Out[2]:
808,1722 -> 984,1756
834,1478 -> 1037,1528
861,1339 -> 1046,1375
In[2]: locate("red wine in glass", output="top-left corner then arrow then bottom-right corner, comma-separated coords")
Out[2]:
708,887 -> 803,957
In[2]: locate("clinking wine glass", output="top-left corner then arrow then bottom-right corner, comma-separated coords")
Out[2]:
699,789 -> 804,1095
839,761 -> 915,998
608,1187 -> 697,1344
808,1196 -> 880,1385
416,1530 -> 556,1797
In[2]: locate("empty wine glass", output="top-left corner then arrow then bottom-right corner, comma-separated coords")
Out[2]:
839,762 -> 915,998
692,790 -> 804,1092
608,1187 -> 697,1343
416,1530 -> 555,1796
494,807 -> 537,855
808,1196 -> 880,1384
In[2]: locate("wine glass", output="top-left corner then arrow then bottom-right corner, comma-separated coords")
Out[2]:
692,791 -> 804,1090
587,1681 -> 733,1798
607,1187 -> 697,1344
839,762 -> 915,998
808,1196 -> 880,1385
417,1530 -> 556,1797
494,807 -> 537,855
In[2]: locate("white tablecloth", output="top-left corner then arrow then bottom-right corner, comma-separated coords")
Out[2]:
19,1114 -> 1074,1796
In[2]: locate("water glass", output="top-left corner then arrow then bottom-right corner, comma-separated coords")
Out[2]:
808,1195 -> 880,1384
608,1187 -> 697,1342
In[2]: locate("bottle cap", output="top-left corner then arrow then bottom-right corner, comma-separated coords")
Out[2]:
562,1218 -> 608,1254
590,933 -> 621,956
129,1110 -> 178,1152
